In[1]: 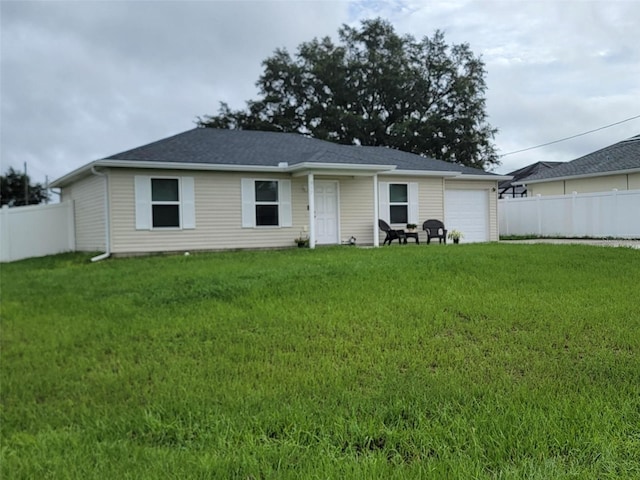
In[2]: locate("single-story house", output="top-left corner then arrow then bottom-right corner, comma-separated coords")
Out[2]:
498,161 -> 562,198
516,134 -> 640,196
50,128 -> 510,256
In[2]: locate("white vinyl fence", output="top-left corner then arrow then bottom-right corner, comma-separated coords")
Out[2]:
499,189 -> 640,238
0,201 -> 75,262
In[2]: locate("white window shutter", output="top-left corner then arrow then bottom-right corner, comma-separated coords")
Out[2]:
134,176 -> 151,230
378,182 -> 390,223
181,177 -> 196,229
408,182 -> 419,224
241,178 -> 255,228
279,179 -> 292,227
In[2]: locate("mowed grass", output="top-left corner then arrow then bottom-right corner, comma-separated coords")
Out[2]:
1,244 -> 639,479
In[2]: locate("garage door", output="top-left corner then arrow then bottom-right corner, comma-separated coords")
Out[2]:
445,190 -> 489,243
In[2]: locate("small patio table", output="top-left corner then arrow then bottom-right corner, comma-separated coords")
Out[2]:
403,232 -> 419,244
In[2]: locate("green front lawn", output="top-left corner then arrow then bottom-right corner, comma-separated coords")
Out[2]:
2,244 -> 639,479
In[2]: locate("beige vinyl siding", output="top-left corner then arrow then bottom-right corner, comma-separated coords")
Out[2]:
61,174 -> 106,251
629,172 -> 640,190
527,181 -> 564,196
335,176 -> 375,243
530,173 -> 640,196
378,175 -> 446,244
418,177 -> 446,221
290,177 -> 311,232
444,179 -> 499,241
290,175 -> 377,244
110,169 -> 305,254
88,168 -> 502,253
566,175 -> 628,193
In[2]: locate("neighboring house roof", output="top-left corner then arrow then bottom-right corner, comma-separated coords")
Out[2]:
517,134 -> 640,185
498,161 -> 563,192
52,128 -> 508,187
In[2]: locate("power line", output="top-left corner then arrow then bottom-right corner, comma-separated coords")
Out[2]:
499,114 -> 640,157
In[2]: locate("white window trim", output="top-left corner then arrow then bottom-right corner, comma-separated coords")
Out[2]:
378,181 -> 419,226
389,183 -> 409,224
255,180 -> 280,227
241,178 -> 292,228
151,176 -> 181,229
135,175 -> 195,231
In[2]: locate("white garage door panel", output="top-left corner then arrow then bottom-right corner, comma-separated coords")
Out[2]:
445,190 -> 489,243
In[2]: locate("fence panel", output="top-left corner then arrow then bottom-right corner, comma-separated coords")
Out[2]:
499,190 -> 640,238
0,201 -> 75,262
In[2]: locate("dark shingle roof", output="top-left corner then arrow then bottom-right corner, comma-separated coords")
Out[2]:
522,134 -> 640,183
498,161 -> 563,190
105,127 -> 496,176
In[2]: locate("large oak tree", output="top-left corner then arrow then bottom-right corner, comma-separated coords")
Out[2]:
199,18 -> 498,170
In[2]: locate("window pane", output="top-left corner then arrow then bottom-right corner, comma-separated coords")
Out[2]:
152,205 -> 180,227
389,184 -> 408,203
152,179 -> 179,201
390,205 -> 408,224
256,205 -> 279,226
255,181 -> 278,202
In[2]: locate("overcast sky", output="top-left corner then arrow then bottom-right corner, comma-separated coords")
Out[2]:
2,0 -> 639,185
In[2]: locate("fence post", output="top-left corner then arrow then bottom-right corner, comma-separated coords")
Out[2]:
611,189 -> 618,238
504,197 -> 510,236
536,195 -> 542,236
571,192 -> 577,237
67,200 -> 76,251
0,205 -> 9,262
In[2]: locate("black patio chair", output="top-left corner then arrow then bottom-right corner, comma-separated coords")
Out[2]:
422,219 -> 447,244
378,219 -> 407,245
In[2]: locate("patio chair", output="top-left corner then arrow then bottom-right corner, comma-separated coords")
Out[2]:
422,219 -> 447,244
379,219 -> 407,245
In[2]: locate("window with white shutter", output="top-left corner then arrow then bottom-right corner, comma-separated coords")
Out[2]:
241,178 -> 292,227
134,176 -> 195,230
379,182 -> 419,225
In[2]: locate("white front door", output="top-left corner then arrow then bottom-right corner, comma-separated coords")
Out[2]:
314,181 -> 339,244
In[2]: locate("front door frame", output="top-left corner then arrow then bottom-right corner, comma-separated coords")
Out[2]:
313,179 -> 340,245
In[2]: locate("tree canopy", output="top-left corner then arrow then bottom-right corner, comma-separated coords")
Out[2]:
1,167 -> 49,207
199,18 -> 498,170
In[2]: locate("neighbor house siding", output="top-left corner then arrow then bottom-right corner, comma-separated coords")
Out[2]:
444,179 -> 499,241
529,173 -> 640,196
566,174 -> 629,193
61,173 -> 106,251
109,169 -> 300,254
527,181 -> 565,196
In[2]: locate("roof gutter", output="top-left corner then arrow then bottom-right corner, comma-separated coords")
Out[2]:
514,167 -> 640,186
51,159 -> 512,187
287,161 -> 397,176
90,166 -> 111,262
50,160 -> 296,188
456,174 -> 513,181
384,169 -> 459,177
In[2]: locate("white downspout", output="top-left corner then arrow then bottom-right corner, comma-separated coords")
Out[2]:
373,174 -> 379,247
90,166 -> 111,262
